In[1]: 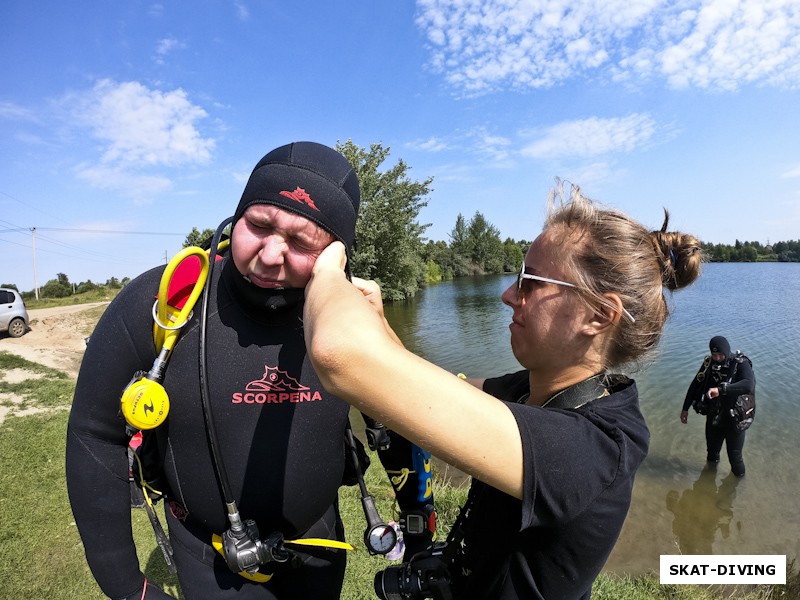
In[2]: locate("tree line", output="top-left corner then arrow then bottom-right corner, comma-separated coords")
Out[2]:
6,273 -> 131,301
701,239 -> 800,263
6,141 -> 798,302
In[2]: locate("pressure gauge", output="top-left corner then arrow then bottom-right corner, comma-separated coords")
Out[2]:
365,522 -> 398,555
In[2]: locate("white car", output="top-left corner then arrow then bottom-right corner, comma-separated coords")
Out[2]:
0,287 -> 29,338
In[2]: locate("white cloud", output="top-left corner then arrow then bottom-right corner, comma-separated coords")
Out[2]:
234,1 -> 250,20
75,163 -> 173,205
407,137 -> 450,152
75,79 -> 215,167
558,161 -> 620,191
781,164 -> 800,178
415,0 -> 800,94
62,80 -> 215,202
0,101 -> 39,122
521,114 -> 657,159
471,129 -> 513,163
154,37 -> 185,64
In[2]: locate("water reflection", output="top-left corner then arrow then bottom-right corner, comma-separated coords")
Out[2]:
384,274 -> 517,377
665,465 -> 742,555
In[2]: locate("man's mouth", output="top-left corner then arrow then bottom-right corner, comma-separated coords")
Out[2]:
246,274 -> 284,289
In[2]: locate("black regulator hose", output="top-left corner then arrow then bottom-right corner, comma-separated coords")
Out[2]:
198,216 -> 245,531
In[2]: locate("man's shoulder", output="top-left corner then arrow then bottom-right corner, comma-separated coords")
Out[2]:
105,265 -> 168,316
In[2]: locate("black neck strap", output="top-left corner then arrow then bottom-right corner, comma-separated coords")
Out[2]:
541,373 -> 609,410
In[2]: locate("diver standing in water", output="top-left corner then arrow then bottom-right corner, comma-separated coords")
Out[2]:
681,335 -> 756,477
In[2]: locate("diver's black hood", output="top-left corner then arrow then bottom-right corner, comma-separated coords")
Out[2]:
709,336 -> 731,361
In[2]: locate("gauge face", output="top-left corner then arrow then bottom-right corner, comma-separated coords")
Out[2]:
366,524 -> 398,554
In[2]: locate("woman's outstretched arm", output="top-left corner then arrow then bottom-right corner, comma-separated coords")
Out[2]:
304,242 -> 524,499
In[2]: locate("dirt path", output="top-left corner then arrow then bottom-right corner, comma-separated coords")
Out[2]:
0,302 -> 109,379
0,302 -> 110,426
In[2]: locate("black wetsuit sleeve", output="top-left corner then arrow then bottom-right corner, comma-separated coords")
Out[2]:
682,362 -> 707,412
65,270 -> 161,599
723,358 -> 756,398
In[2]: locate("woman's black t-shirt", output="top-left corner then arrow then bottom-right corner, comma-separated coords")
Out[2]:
449,372 -> 649,599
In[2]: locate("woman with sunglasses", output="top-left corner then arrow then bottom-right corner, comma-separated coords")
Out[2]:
302,181 -> 702,599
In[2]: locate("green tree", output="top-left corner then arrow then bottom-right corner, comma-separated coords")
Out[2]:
741,244 -> 758,262
337,140 -> 432,301
448,214 -> 472,277
502,238 -> 525,273
774,240 -> 800,261
424,260 -> 442,284
183,227 -> 216,248
40,273 -> 72,298
76,280 -> 98,294
421,240 -> 455,281
466,211 -> 503,274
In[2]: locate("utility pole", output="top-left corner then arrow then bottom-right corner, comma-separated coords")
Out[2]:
31,227 -> 39,300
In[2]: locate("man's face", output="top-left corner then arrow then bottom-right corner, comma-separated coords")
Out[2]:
231,204 -> 335,289
711,351 -> 727,364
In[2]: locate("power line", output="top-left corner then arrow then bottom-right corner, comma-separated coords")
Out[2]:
30,227 -> 184,235
0,220 -> 184,236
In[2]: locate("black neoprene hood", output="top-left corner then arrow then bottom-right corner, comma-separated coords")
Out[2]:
709,335 -> 731,359
234,141 -> 361,253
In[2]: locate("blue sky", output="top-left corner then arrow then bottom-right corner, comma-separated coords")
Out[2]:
2,1 -> 800,292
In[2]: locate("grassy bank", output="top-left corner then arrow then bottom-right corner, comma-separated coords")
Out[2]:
0,350 -> 797,599
23,286 -> 121,310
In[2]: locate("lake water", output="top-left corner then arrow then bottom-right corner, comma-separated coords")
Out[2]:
383,262 -> 800,574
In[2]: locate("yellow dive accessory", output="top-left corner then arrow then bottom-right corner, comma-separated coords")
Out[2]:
120,244 -> 225,430
120,376 -> 171,430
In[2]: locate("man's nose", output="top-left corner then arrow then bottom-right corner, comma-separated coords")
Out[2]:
257,234 -> 288,264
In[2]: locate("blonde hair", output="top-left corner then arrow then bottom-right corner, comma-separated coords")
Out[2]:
545,179 -> 703,368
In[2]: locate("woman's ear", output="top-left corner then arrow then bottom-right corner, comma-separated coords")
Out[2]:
584,293 -> 625,335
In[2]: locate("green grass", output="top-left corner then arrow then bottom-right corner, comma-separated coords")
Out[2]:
1,350 -> 797,599
0,353 -> 72,412
24,286 -> 120,310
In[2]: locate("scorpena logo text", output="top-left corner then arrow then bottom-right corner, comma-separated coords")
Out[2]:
232,365 -> 323,404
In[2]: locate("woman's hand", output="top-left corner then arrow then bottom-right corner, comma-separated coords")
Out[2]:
311,240 -> 348,276
352,277 -> 384,316
351,276 -> 406,346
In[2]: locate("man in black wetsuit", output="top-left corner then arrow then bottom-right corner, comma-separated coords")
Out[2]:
66,142 -> 435,600
680,335 -> 755,477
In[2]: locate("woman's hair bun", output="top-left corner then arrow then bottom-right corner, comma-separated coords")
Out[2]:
650,210 -> 703,291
